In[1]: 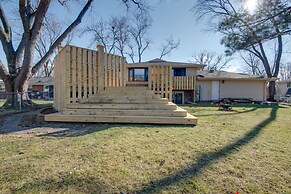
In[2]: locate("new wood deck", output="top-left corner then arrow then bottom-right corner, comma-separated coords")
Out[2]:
45,87 -> 197,125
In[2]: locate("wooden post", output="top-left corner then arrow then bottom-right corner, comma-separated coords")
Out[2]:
77,48 -> 82,101
83,49 -> 88,98
71,47 -> 77,104
169,66 -> 173,101
88,50 -> 93,95
104,53 -> 108,87
65,46 -> 71,106
112,55 -> 116,87
93,50 -> 98,94
108,54 -> 112,87
97,45 -> 105,90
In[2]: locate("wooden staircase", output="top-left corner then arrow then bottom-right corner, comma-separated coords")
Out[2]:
45,87 -> 197,125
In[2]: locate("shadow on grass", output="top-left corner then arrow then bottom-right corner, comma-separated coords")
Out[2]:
38,123 -> 113,137
135,106 -> 279,193
195,107 -> 259,117
10,173 -> 106,193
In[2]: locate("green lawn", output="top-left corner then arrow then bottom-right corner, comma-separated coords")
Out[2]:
0,99 -> 5,107
0,99 -> 53,107
0,104 -> 290,193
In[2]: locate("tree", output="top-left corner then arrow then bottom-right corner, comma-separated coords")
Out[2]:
280,62 -> 291,80
127,11 -> 152,62
35,14 -> 75,77
241,53 -> 266,76
194,0 -> 291,100
0,0 -> 93,107
158,36 -> 180,59
192,50 -> 230,70
83,10 -> 152,63
82,18 -> 117,54
82,16 -> 130,56
0,0 -> 146,108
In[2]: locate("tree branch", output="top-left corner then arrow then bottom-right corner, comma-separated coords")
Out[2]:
32,0 -> 94,75
30,1 -> 50,40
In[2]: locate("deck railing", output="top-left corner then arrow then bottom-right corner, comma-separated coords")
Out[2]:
173,76 -> 196,90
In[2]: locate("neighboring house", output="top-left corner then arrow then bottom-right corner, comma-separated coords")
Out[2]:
129,58 -> 205,104
29,77 -> 54,99
277,78 -> 291,96
196,70 -> 268,102
0,79 -> 4,91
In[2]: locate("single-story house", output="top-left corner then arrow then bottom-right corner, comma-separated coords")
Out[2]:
29,77 -> 54,99
196,70 -> 268,102
0,77 -> 54,100
277,78 -> 291,96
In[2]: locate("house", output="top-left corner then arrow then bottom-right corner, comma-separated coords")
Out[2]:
45,45 -> 200,125
29,77 -> 54,99
196,70 -> 268,102
128,58 -> 205,104
0,79 -> 4,92
277,78 -> 291,96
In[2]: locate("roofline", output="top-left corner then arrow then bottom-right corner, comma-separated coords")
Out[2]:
127,62 -> 206,68
197,77 -> 269,81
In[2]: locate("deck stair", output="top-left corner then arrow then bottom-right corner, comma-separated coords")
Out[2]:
45,87 -> 197,125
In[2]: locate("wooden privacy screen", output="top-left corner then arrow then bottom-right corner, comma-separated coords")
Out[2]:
54,45 -> 127,111
148,66 -> 173,101
173,76 -> 196,90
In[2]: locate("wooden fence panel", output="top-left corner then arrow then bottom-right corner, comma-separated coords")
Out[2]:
172,76 -> 196,90
53,45 -> 128,111
148,66 -> 172,100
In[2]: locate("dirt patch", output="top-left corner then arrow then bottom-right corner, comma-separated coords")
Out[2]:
0,108 -> 97,136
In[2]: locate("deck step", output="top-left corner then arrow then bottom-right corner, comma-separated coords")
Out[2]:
67,103 -> 178,110
46,86 -> 198,125
104,86 -> 149,91
45,113 -> 197,125
85,95 -> 160,100
79,98 -> 169,104
62,108 -> 188,117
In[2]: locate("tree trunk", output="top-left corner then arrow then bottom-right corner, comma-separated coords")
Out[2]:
3,78 -> 33,109
268,80 -> 276,102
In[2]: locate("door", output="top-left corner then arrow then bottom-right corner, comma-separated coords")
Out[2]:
172,92 -> 184,104
211,81 -> 220,100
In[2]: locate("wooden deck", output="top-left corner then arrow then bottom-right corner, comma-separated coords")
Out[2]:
45,87 -> 197,125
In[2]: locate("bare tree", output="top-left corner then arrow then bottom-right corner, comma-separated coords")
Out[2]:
82,18 -> 117,54
241,53 -> 266,76
0,0 -> 93,107
35,14 -> 75,77
111,16 -> 130,57
192,50 -> 230,70
280,62 -> 291,80
128,11 -> 152,62
193,0 -> 291,100
159,36 -> 180,59
0,0 -> 147,108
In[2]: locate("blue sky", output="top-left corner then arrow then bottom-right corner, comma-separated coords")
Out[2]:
1,0 -> 289,73
49,0 -> 231,66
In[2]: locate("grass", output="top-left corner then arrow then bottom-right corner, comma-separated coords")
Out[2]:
0,99 -> 5,107
0,104 -> 290,193
0,99 -> 53,107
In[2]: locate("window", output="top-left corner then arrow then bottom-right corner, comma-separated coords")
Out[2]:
128,68 -> 148,81
287,82 -> 291,88
172,68 -> 186,76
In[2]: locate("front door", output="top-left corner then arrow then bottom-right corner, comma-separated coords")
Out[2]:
211,81 -> 220,100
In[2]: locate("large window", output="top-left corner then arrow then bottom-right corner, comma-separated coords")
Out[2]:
128,68 -> 148,82
172,68 -> 186,76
